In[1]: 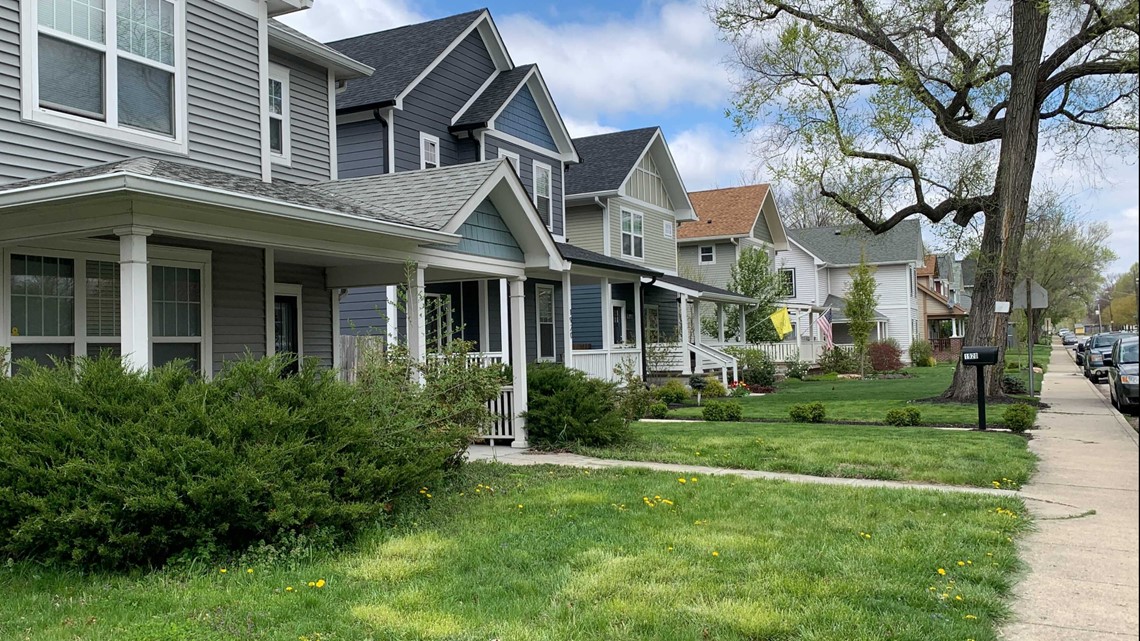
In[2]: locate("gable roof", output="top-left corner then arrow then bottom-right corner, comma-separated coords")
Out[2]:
787,219 -> 923,266
917,254 -> 937,277
959,258 -> 977,287
327,9 -> 505,112
452,64 -> 535,128
557,243 -> 661,277
268,19 -> 373,79
823,294 -> 889,322
680,184 -> 770,239
918,283 -> 969,316
565,127 -> 659,195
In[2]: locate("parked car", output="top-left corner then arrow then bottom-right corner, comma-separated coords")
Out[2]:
1107,336 -> 1139,413
1062,332 -> 1079,346
1084,332 -> 1137,382
1075,336 -> 1090,364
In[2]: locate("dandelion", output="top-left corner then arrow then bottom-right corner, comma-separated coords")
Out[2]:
958,561 -> 966,566
286,586 -> 294,592
691,477 -> 698,483
517,504 -> 524,509
955,595 -> 963,601
678,478 -> 687,484
711,551 -> 720,557
965,614 -> 977,620
316,579 -> 326,589
937,568 -> 946,576
667,546 -> 674,552
219,568 -> 227,574
308,581 -> 316,588
247,568 -> 254,574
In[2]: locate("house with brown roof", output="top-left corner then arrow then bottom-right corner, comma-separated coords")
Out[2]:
676,184 -> 789,291
917,254 -> 970,359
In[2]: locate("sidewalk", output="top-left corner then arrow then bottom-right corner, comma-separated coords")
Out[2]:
1001,343 -> 1139,640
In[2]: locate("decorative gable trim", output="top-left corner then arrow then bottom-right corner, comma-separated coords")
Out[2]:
482,67 -> 579,163
616,129 -> 695,221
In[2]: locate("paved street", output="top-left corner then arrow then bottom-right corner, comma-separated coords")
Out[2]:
1001,343 -> 1140,640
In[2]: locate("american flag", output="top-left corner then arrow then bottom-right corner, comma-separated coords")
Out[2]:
817,308 -> 834,348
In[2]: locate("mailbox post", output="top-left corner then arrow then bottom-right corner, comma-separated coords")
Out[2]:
961,346 -> 1000,430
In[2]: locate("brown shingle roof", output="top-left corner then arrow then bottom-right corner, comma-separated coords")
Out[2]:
917,254 -> 937,277
677,184 -> 769,240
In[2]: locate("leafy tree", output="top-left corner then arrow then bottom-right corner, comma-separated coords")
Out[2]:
712,0 -> 1138,400
725,247 -> 784,342
1106,264 -> 1140,328
844,253 -> 879,377
774,181 -> 849,229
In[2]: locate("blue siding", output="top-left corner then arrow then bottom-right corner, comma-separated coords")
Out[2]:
393,30 -> 495,172
337,119 -> 386,178
496,86 -> 558,151
452,199 -> 524,262
571,285 -> 602,349
484,134 -> 563,236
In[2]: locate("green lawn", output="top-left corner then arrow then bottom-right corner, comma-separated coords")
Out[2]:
1004,344 -> 1053,394
0,463 -> 1029,641
575,421 -> 1036,487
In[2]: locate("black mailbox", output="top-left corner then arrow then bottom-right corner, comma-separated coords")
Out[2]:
961,346 -> 1000,430
961,346 -> 1000,366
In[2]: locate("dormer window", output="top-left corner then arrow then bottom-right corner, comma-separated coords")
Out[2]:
420,133 -> 440,169
24,0 -> 186,152
533,161 -> 552,230
268,64 -> 290,163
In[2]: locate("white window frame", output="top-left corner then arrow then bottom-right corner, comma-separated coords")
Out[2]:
699,245 -> 715,265
420,132 -> 440,169
663,220 -> 674,239
778,267 -> 796,298
498,148 -> 520,174
2,241 -> 212,376
268,63 -> 291,166
620,209 -> 644,260
535,283 -> 556,362
533,160 -> 553,231
19,0 -> 189,155
612,300 -> 628,346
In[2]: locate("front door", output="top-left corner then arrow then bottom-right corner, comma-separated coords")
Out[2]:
612,302 -> 626,346
274,294 -> 300,375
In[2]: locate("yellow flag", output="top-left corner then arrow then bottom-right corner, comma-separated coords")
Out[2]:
769,308 -> 793,340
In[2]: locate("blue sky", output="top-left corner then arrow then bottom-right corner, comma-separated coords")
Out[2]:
282,0 -> 1139,274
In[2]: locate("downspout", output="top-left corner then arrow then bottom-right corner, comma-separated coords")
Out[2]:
372,108 -> 389,173
640,275 -> 657,382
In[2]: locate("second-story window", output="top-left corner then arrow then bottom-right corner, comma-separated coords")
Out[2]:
663,221 -> 674,239
699,246 -> 715,264
534,162 -> 552,230
268,65 -> 290,163
420,133 -> 440,169
29,0 -> 183,148
778,268 -> 796,297
498,149 -> 520,174
621,209 -> 644,259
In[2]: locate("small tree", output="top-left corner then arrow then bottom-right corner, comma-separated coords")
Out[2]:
726,247 -> 784,343
844,253 -> 879,377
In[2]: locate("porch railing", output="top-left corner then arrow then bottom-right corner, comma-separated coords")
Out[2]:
569,348 -> 642,382
692,342 -> 737,384
479,385 -> 515,441
338,335 -> 505,381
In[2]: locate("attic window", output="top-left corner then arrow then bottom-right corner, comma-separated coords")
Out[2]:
420,132 -> 439,169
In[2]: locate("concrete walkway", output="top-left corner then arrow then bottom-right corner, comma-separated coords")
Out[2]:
1001,343 -> 1139,640
466,445 -> 1019,497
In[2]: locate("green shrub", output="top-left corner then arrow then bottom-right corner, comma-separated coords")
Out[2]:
818,347 -> 863,374
0,347 -> 500,570
654,379 -> 689,404
925,356 -> 938,367
788,401 -> 827,423
785,360 -> 810,379
884,407 -> 922,426
0,346 -> 8,373
614,360 -> 655,423
525,364 -> 628,448
702,400 -> 744,422
729,381 -> 750,397
1001,375 -> 1028,395
729,348 -> 777,387
868,340 -> 904,372
1003,403 -> 1036,433
647,402 -> 669,419
703,378 -> 727,398
909,340 -> 935,366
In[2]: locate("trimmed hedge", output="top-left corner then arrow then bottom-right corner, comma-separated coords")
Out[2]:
654,379 -> 689,404
702,400 -> 744,422
884,407 -> 922,426
789,401 -> 827,423
524,364 -> 628,448
1003,403 -> 1036,433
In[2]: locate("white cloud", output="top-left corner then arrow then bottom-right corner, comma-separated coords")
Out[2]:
668,125 -> 760,191
275,0 -> 426,42
562,116 -> 619,138
498,3 -> 730,120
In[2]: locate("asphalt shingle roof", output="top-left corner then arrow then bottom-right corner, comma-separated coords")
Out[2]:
327,9 -> 486,112
0,157 -> 419,225
565,127 -> 658,196
312,160 -> 503,231
959,258 -> 978,287
453,64 -> 534,128
788,219 -> 923,266
657,274 -> 752,301
679,184 -> 770,240
822,294 -> 889,322
556,243 -> 661,276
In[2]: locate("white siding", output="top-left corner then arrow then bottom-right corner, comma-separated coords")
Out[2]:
773,242 -> 819,306
828,262 -> 918,358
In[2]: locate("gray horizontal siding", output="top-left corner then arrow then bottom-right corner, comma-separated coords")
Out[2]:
270,51 -> 331,183
452,198 -> 524,261
565,204 -> 604,254
392,29 -> 494,173
645,285 -> 679,339
495,85 -> 557,151
484,133 -> 563,236
339,286 -> 389,336
337,118 -> 386,178
678,242 -> 736,291
275,262 -> 332,368
0,0 -> 262,184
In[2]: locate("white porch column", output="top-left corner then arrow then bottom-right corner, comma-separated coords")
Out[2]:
692,299 -> 703,374
508,277 -> 528,448
739,305 -> 747,345
562,272 -> 574,367
116,227 -> 152,371
477,280 -> 490,352
794,309 -> 803,358
600,278 -> 613,378
406,264 -> 427,363
499,279 -> 510,365
385,285 -> 398,348
716,303 -> 725,343
632,280 -> 643,378
679,293 -> 692,375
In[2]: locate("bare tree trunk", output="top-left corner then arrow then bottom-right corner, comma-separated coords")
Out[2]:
943,0 -> 1049,401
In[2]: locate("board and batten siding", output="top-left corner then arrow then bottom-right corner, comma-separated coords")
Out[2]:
608,197 -> 677,274
565,204 -> 605,254
0,0 -> 263,184
495,85 -> 557,152
484,133 -> 563,236
275,262 -> 333,368
270,51 -> 331,184
392,30 -> 493,173
678,242 -> 736,291
337,118 -> 385,178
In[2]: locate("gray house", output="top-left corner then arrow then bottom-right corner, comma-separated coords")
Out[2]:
0,1 -> 575,447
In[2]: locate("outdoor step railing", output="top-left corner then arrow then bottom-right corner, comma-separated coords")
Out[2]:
480,385 -> 515,441
569,348 -> 642,382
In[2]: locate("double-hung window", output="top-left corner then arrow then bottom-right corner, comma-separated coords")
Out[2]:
778,268 -> 796,297
498,149 -> 520,174
533,162 -> 553,230
536,284 -> 555,361
420,132 -> 439,169
620,209 -> 644,259
268,64 -> 290,163
663,221 -> 674,239
699,246 -> 715,264
26,0 -> 184,151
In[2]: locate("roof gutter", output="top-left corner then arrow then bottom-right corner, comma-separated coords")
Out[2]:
337,99 -> 397,116
267,24 -> 374,79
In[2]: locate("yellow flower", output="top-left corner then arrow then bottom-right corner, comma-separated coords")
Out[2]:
965,614 -> 977,620
667,546 -> 674,552
937,568 -> 946,575
247,568 -> 254,574
957,561 -> 965,566
285,586 -> 294,592
315,579 -> 326,588
711,551 -> 719,557
517,504 -> 524,509
691,477 -> 698,483
308,581 -> 316,588
955,595 -> 963,601
678,478 -> 687,484
219,568 -> 227,574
